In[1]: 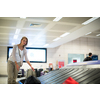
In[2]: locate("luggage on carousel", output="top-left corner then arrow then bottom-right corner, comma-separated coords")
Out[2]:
62,77 -> 79,84
24,75 -> 41,84
26,69 -> 36,78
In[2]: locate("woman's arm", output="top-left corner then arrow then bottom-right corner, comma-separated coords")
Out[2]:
24,49 -> 34,71
12,45 -> 20,71
12,45 -> 17,62
15,61 -> 20,71
26,61 -> 34,71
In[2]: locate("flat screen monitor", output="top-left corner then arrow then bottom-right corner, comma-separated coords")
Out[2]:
7,47 -> 47,63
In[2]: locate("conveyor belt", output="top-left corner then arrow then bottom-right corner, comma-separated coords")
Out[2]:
37,68 -> 100,84
38,68 -> 74,83
50,68 -> 88,84
41,68 -> 77,84
19,67 -> 100,84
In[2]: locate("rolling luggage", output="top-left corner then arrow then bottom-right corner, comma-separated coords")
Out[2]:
34,69 -> 37,77
26,69 -> 36,78
20,68 -> 41,84
37,69 -> 43,77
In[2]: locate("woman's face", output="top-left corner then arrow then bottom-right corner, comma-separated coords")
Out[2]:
21,38 -> 27,46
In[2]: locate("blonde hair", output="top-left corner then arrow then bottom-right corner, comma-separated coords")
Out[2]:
20,36 -> 28,48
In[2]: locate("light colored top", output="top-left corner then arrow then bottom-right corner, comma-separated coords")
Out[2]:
8,45 -> 29,65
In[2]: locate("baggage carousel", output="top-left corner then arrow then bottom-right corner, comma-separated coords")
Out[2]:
18,60 -> 100,84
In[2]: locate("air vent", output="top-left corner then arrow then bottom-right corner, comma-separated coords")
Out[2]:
30,23 -> 42,27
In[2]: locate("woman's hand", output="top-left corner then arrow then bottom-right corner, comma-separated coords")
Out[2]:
15,61 -> 20,71
26,61 -> 35,71
31,66 -> 35,71
16,64 -> 20,71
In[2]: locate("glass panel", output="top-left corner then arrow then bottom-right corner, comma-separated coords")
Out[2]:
68,54 -> 84,64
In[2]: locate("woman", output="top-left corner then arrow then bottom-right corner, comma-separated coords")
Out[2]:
7,36 -> 34,84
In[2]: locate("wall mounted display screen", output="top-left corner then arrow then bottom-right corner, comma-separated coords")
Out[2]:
7,47 -> 47,63
68,54 -> 84,64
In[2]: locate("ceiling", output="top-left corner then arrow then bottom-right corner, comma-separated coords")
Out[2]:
0,17 -> 100,48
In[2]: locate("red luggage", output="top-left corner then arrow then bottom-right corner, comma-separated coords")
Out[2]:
63,77 -> 79,84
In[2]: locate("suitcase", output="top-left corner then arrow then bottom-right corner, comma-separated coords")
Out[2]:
24,76 -> 41,84
34,69 -> 37,77
37,68 -> 43,77
26,69 -> 36,78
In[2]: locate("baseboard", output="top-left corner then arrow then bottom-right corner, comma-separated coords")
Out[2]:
0,75 -> 8,77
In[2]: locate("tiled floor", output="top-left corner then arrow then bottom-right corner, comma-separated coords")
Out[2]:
0,77 -> 7,84
0,76 -> 25,84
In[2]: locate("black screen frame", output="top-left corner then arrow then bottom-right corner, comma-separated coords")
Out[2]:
7,47 -> 47,63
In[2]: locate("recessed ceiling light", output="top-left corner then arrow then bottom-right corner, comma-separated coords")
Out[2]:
85,32 -> 92,35
15,29 -> 20,34
82,17 -> 99,25
14,35 -> 18,39
20,17 -> 26,19
60,32 -> 70,37
53,17 -> 62,21
30,23 -> 42,27
53,37 -> 61,41
43,44 -> 49,47
96,34 -> 100,36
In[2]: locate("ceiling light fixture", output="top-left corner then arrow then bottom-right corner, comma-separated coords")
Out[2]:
15,29 -> 20,34
96,34 -> 100,36
20,17 -> 26,19
43,44 -> 49,47
85,32 -> 92,35
82,17 -> 99,25
53,17 -> 62,21
60,32 -> 70,37
14,35 -> 18,39
30,23 -> 42,27
53,37 -> 61,41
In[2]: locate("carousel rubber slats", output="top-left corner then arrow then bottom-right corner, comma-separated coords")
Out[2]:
39,68 -> 73,84
57,68 -> 89,84
70,68 -> 93,83
79,69 -> 100,84
38,68 -> 69,80
73,68 -> 98,83
18,67 -> 100,84
88,75 -> 100,84
41,68 -> 79,84
37,69 -> 62,81
68,68 -> 93,82
39,68 -> 74,84
37,69 -> 60,79
49,68 -> 84,84
38,68 -> 100,84
38,68 -> 73,82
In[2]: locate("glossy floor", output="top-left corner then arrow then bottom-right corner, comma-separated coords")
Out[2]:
0,77 -> 25,84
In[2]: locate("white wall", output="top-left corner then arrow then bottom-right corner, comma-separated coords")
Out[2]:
64,37 -> 100,64
0,46 -> 7,75
0,37 -> 100,75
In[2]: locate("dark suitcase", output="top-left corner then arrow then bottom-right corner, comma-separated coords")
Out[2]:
24,76 -> 41,84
